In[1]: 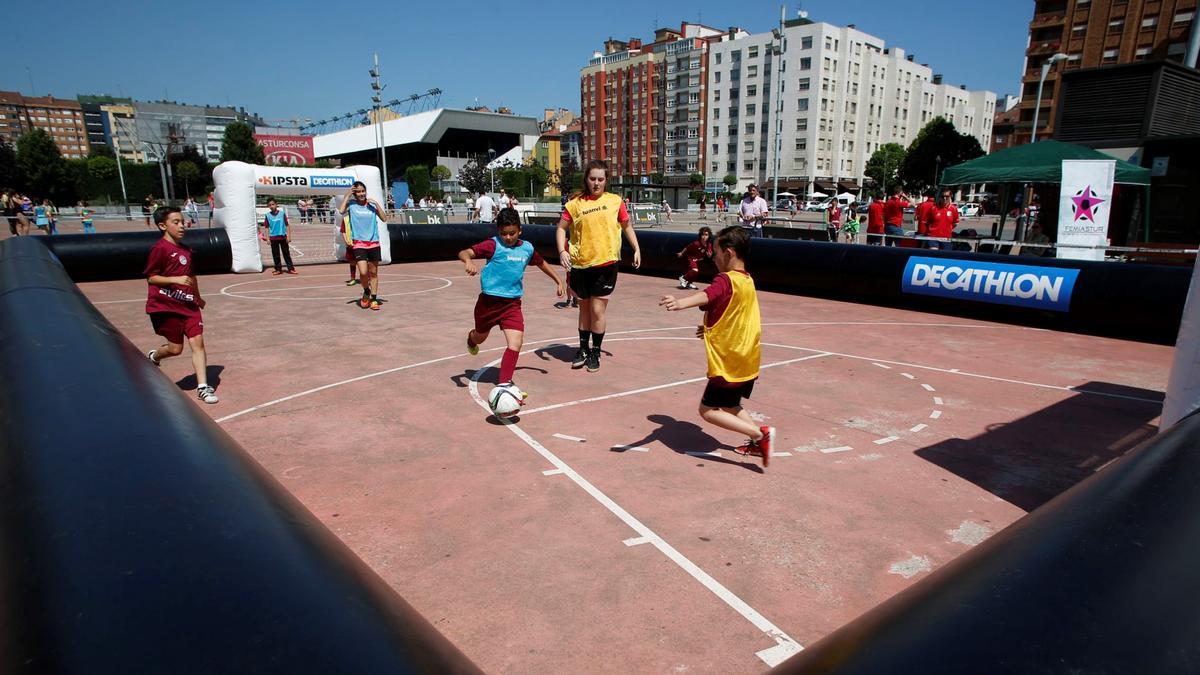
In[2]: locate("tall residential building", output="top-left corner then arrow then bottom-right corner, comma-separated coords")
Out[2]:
560,120 -> 584,169
580,23 -> 726,183
0,91 -> 89,158
1017,0 -> 1197,146
532,127 -> 563,196
204,106 -> 265,161
78,94 -> 132,153
102,103 -> 144,162
705,20 -> 996,195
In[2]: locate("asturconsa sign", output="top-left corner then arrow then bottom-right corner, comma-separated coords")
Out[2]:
254,134 -> 316,166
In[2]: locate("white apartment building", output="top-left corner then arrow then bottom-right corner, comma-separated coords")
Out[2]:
706,20 -> 996,196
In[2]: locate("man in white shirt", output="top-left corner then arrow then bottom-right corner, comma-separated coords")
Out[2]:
737,184 -> 769,238
474,191 -> 496,223
466,195 -> 475,221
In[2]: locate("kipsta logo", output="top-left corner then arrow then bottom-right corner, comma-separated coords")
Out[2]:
257,175 -> 309,187
1070,185 -> 1106,222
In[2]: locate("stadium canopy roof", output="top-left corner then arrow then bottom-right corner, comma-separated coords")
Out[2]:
313,108 -> 540,158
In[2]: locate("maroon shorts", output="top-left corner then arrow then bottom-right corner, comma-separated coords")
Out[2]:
150,311 -> 203,344
473,294 -> 524,333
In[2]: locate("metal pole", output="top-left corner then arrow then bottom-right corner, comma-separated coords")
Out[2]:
111,136 -> 129,219
771,4 -> 785,206
1186,12 -> 1200,68
1031,62 -> 1050,144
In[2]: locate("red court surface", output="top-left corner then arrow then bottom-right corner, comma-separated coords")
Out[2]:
80,260 -> 1170,673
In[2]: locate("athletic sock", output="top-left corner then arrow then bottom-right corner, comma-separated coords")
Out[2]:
499,348 -> 519,383
371,294 -> 378,301
579,329 -> 591,351
592,332 -> 605,353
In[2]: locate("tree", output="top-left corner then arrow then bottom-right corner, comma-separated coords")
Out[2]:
87,155 -> 118,180
16,129 -> 72,200
722,174 -> 737,189
0,139 -> 17,189
864,143 -> 907,197
176,161 -> 200,196
220,122 -> 265,164
405,164 -> 432,200
900,117 -> 984,193
457,157 -> 490,195
688,172 -> 704,188
88,144 -> 116,159
649,172 -> 665,185
554,156 -> 581,195
431,165 -> 452,181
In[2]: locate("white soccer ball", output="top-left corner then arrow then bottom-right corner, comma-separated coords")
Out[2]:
488,384 -> 524,418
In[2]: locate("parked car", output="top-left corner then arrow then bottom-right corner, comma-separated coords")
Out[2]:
802,200 -> 826,212
959,203 -> 982,217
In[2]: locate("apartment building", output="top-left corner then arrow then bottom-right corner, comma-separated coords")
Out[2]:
706,20 -> 996,195
1018,0 -> 1197,146
0,91 -> 89,159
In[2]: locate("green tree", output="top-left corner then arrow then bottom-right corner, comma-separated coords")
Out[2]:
88,144 -> 116,159
688,172 -> 704,188
722,174 -> 737,189
457,157 -> 490,195
87,155 -> 118,181
405,164 -> 432,200
864,143 -> 907,197
16,128 -> 72,200
900,117 -> 983,193
649,172 -> 665,185
219,122 -> 265,164
0,138 -> 17,189
431,165 -> 452,181
176,160 -> 200,196
554,157 -> 581,196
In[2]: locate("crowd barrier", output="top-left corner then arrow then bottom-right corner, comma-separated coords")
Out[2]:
0,235 -> 481,674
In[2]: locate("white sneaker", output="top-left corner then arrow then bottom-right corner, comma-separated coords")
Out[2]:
197,385 -> 219,404
678,275 -> 688,289
686,282 -> 698,290
147,349 -> 159,366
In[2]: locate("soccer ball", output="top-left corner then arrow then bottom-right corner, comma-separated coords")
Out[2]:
488,384 -> 524,418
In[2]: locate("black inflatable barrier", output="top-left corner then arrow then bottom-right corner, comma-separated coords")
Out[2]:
30,222 -> 1192,344
0,236 -> 481,674
37,229 -> 233,283
773,409 -> 1200,674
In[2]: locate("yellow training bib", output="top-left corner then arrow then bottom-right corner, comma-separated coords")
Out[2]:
704,271 -> 761,382
565,193 -> 623,269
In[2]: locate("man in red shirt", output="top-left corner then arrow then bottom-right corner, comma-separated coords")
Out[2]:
866,193 -> 885,245
882,185 -> 911,246
921,188 -> 960,251
914,191 -> 936,237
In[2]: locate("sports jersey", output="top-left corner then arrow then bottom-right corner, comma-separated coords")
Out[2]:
470,237 -> 544,299
144,238 -> 200,316
914,199 -> 936,235
883,197 -> 910,226
562,192 -> 628,269
702,270 -> 761,384
924,203 -> 960,238
263,209 -> 288,237
346,200 -> 380,248
682,240 -> 712,266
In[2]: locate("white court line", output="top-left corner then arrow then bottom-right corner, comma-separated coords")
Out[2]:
771,452 -> 793,457
874,436 -> 900,445
685,450 -> 723,458
553,433 -> 586,443
218,273 -> 452,301
933,397 -> 944,405
901,373 -> 916,380
518,342 -> 832,417
921,384 -> 936,392
871,362 -> 891,369
930,410 -> 943,419
466,361 -> 802,666
910,424 -> 928,433
624,537 -> 652,546
612,445 -> 650,453
543,469 -> 565,476
820,446 -> 854,454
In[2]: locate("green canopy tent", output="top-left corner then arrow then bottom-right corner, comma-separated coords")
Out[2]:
940,140 -> 1152,243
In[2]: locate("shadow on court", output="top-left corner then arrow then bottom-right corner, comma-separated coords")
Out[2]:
175,365 -> 225,391
914,382 -> 1163,512
616,414 -> 763,473
450,365 -> 549,389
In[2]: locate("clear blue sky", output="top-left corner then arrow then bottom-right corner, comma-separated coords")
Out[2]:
3,0 -> 1030,123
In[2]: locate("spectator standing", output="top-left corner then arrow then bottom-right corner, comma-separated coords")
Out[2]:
882,186 -> 911,246
736,184 -> 768,237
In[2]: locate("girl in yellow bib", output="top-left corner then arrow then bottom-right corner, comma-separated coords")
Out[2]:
555,160 -> 642,373
659,226 -> 775,467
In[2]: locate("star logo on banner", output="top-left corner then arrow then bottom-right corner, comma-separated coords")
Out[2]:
1070,185 -> 1106,222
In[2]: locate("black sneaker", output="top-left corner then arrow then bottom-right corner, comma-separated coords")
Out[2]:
586,350 -> 600,372
571,347 -> 589,369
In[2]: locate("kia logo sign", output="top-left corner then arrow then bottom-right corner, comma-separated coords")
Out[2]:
265,150 -> 310,166
254,133 -> 315,165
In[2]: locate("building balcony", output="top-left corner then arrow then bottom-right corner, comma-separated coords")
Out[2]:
1028,40 -> 1064,56
1030,12 -> 1066,28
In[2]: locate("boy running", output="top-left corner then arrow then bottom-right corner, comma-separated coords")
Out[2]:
144,206 -> 219,404
659,226 -> 773,466
338,181 -> 385,310
260,198 -> 298,275
676,226 -> 713,289
461,208 -> 565,395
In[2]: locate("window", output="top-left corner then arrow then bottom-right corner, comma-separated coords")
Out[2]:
797,98 -> 809,111
1174,11 -> 1194,24
1134,46 -> 1152,60
715,71 -> 722,83
801,36 -> 812,49
744,161 -> 753,172
713,143 -> 719,155
796,118 -> 807,131
824,36 -> 833,49
746,104 -> 757,115
1102,48 -> 1118,62
1067,53 -> 1082,65
799,57 -> 811,70
712,162 -> 719,172
716,53 -> 723,64
1071,22 -> 1087,35
748,65 -> 759,77
1141,16 -> 1158,29
798,77 -> 810,91
714,90 -> 721,101
713,126 -> 720,137
794,138 -> 807,150
748,46 -> 759,58
745,123 -> 755,134
540,141 -> 548,149
747,85 -> 758,96
1108,18 -> 1124,33
714,108 -> 720,119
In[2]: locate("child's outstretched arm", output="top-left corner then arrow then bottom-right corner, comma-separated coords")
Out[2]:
457,247 -> 482,276
536,259 -> 566,297
659,290 -> 708,312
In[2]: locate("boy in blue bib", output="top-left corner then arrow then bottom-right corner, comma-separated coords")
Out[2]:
459,208 -> 565,394
259,198 -> 297,274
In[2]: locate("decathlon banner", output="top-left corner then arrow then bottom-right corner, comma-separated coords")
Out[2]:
902,257 -> 1080,312
254,134 -> 316,166
1057,159 -> 1115,262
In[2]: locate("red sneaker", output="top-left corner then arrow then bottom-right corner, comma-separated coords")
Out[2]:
758,426 -> 775,467
733,440 -> 761,459
358,297 -> 370,309
287,269 -> 299,275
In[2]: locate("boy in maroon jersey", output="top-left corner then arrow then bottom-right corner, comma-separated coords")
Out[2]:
144,206 -> 218,404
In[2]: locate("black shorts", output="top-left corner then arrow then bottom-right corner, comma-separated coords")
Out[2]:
568,263 -> 618,299
701,378 -> 755,409
352,247 -> 382,262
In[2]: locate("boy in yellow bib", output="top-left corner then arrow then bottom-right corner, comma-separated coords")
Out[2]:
659,226 -> 774,466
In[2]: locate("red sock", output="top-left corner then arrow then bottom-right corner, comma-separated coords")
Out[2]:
499,348 -> 519,383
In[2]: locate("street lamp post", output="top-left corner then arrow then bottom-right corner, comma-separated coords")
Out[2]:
1031,52 -> 1067,143
370,54 -> 388,196
933,154 -> 941,190
770,4 -> 785,207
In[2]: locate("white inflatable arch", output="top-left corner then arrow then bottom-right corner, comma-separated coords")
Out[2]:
212,161 -> 391,273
